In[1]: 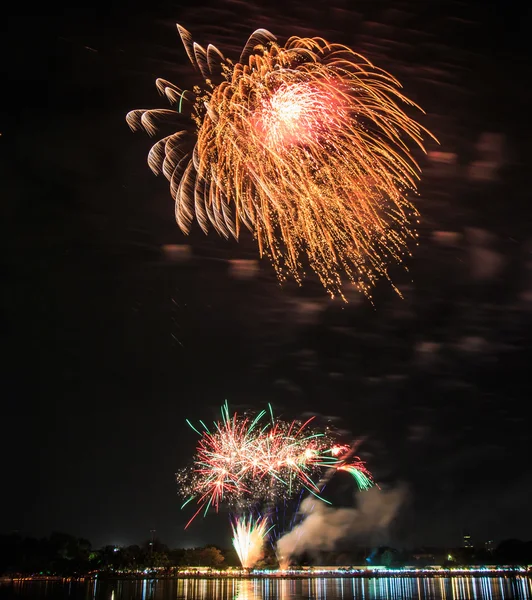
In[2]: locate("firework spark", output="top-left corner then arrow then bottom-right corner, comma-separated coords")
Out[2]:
231,515 -> 271,569
336,462 -> 374,491
176,402 -> 374,527
127,26 -> 435,299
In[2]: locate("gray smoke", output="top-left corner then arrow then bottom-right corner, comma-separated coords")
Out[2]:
276,487 -> 406,562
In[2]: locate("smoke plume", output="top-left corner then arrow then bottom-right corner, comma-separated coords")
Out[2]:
276,487 -> 406,563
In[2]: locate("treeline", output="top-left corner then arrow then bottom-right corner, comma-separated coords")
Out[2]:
0,532 -> 238,576
309,541 -> 532,569
1,532 -> 532,577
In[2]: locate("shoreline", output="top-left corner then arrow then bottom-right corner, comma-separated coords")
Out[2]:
2,569 -> 531,582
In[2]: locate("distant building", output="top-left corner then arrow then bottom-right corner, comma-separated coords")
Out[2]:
463,532 -> 473,548
485,540 -> 495,553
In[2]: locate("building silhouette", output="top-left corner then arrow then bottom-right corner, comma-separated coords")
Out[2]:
463,531 -> 473,548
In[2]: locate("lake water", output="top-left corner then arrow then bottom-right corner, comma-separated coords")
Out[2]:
1,578 -> 531,600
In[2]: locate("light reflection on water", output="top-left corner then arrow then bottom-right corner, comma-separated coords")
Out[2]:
1,577 -> 531,600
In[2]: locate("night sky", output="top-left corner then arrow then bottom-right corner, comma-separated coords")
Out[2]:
3,0 -> 531,550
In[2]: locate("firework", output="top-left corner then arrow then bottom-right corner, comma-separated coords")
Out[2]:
127,26 -> 435,299
336,462 -> 374,491
176,402 -> 374,527
231,515 -> 271,569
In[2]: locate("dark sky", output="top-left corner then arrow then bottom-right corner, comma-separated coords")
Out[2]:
2,0 -> 531,551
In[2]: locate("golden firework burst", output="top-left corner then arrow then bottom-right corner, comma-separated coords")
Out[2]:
127,26 -> 436,299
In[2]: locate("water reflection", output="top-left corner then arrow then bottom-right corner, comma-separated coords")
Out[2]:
1,577 -> 531,600
222,577 -> 531,600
